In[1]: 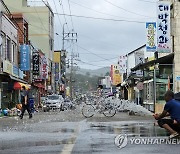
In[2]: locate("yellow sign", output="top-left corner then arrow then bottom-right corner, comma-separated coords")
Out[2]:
53,51 -> 61,63
112,66 -> 121,85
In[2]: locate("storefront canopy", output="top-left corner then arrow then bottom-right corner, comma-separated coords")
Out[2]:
13,82 -> 30,90
131,53 -> 174,72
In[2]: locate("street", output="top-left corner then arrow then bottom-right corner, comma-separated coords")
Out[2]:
0,106 -> 179,154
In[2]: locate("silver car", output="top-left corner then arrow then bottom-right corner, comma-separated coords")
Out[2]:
43,95 -> 64,111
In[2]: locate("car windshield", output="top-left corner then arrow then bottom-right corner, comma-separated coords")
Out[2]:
47,96 -> 59,100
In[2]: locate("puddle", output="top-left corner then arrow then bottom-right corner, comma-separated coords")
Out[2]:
90,123 -> 169,137
52,128 -> 75,133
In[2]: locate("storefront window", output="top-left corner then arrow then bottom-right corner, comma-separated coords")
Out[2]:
156,84 -> 166,102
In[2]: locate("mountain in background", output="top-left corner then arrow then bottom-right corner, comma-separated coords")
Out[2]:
76,66 -> 110,77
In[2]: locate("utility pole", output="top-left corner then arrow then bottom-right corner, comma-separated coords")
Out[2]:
61,24 -> 77,98
69,52 -> 79,100
70,53 -> 73,100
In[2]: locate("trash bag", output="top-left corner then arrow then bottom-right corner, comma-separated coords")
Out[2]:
3,109 -> 8,116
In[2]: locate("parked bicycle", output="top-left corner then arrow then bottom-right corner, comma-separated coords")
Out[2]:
82,97 -> 116,118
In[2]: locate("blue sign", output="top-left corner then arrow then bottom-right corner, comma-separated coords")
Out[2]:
20,45 -> 30,71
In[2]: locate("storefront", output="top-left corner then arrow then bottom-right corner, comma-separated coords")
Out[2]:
131,53 -> 174,113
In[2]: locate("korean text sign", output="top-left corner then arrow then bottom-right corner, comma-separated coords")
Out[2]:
157,1 -> 171,53
55,63 -> 60,81
118,55 -> 127,73
41,56 -> 48,79
20,45 -> 30,71
32,52 -> 39,75
146,22 -> 156,52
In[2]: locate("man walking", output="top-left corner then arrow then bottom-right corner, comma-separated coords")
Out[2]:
153,90 -> 180,139
19,86 -> 32,119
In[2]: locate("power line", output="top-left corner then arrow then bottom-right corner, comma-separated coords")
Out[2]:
58,0 -> 70,32
69,0 -> 142,20
55,13 -> 148,23
77,44 -> 116,63
104,0 -> 155,18
78,52 -> 119,56
52,0 -> 63,29
88,57 -> 118,63
33,5 -> 50,33
79,34 -> 121,49
136,0 -> 157,3
67,0 -> 75,31
29,23 -> 49,32
77,60 -> 106,68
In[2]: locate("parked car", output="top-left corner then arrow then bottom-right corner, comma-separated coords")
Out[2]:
62,98 -> 76,110
42,95 -> 64,112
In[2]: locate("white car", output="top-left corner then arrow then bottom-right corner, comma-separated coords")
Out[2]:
43,95 -> 64,111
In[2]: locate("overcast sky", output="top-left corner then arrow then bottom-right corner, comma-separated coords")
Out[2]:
34,0 -> 158,70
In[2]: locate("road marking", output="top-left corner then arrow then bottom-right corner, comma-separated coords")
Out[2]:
60,120 -> 86,154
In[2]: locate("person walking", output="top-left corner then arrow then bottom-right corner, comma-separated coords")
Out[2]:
19,86 -> 32,119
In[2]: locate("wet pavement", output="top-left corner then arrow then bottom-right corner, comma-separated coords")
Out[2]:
0,108 -> 179,154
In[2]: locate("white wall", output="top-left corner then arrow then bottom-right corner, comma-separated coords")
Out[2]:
127,53 -> 135,76
127,46 -> 155,76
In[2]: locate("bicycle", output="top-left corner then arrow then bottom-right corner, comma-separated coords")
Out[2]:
82,97 -> 116,118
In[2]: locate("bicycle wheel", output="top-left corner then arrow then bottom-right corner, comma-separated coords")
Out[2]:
82,105 -> 95,118
103,108 -> 116,117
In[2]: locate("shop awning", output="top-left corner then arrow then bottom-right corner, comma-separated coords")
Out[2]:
14,82 -> 30,90
131,53 -> 174,71
9,75 -> 27,84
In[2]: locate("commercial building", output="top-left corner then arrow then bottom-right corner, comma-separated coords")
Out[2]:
0,12 -> 21,109
4,0 -> 55,92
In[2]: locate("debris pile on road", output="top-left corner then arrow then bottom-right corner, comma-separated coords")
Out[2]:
108,98 -> 152,116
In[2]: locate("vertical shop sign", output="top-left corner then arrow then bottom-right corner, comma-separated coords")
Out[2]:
135,51 -> 144,77
41,56 -> 48,79
146,22 -> 156,52
20,45 -> 30,71
32,52 -> 39,75
55,63 -> 59,81
157,1 -> 171,52
118,55 -> 127,73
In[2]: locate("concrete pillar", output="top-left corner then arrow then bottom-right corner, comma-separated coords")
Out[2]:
173,2 -> 180,92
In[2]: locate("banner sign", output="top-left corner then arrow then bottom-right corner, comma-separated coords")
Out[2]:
20,45 -> 30,71
118,55 -> 127,73
135,51 -> 144,77
55,63 -> 60,81
146,22 -> 156,52
41,55 -> 48,79
157,1 -> 171,53
32,52 -> 39,75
